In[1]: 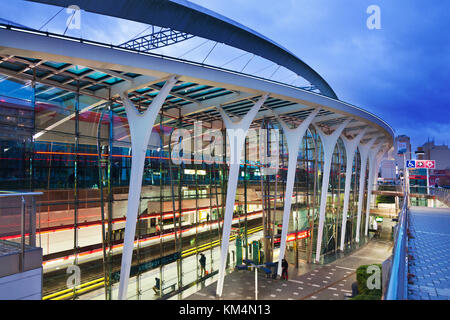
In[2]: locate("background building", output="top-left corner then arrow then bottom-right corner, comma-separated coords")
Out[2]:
394,135 -> 412,172
416,140 -> 450,187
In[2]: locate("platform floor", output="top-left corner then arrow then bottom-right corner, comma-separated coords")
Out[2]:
186,238 -> 392,300
407,206 -> 450,300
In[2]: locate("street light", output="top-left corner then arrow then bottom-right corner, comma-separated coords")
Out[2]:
400,149 -> 426,205
414,149 -> 429,196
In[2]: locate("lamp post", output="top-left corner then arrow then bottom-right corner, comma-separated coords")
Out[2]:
400,149 -> 425,206
415,149 -> 430,195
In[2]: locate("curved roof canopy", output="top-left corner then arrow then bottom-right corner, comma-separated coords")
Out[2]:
26,0 -> 338,99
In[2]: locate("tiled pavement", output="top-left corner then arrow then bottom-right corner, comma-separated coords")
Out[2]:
407,207 -> 450,300
186,239 -> 392,300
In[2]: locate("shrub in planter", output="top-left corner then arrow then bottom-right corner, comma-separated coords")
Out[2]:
351,264 -> 383,300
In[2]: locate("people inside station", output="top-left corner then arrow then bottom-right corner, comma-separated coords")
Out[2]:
199,253 -> 206,277
152,277 -> 160,294
281,258 -> 289,280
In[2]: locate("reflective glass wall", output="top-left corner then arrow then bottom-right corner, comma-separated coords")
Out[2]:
0,71 -> 368,300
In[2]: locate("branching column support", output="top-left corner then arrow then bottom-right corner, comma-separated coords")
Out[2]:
314,119 -> 350,263
215,93 -> 269,297
339,128 -> 367,251
355,137 -> 377,243
364,144 -> 386,236
272,109 -> 319,276
117,76 -> 177,300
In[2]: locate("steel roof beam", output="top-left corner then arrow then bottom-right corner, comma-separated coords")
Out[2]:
26,0 -> 338,98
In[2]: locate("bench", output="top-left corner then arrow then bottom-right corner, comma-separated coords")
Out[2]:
261,267 -> 272,277
265,262 -> 277,268
236,264 -> 249,271
264,262 -> 278,278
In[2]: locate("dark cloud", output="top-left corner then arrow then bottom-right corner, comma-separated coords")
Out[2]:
2,0 -> 449,150
191,0 -> 450,149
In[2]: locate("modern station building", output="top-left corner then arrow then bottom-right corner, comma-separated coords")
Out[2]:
0,0 -> 394,300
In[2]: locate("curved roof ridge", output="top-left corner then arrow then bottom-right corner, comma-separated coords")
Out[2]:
26,0 -> 338,99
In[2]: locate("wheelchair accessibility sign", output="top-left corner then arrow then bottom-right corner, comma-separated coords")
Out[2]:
406,160 -> 435,169
406,160 -> 416,168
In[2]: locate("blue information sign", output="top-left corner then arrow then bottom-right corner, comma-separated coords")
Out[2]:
406,160 -> 416,168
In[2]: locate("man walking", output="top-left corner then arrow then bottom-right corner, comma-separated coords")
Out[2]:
281,258 -> 289,280
199,253 -> 206,277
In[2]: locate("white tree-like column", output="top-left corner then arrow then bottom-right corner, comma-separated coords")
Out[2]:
314,119 -> 350,262
355,137 -> 377,243
364,144 -> 386,236
118,76 -> 177,300
339,128 -> 367,251
272,109 -> 319,276
215,94 -> 268,297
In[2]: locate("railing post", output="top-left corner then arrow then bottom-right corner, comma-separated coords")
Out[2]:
30,196 -> 36,247
20,196 -> 26,272
255,266 -> 258,300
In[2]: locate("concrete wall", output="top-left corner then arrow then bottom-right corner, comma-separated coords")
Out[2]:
0,267 -> 42,300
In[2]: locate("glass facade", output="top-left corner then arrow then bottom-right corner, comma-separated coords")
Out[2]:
0,69 -> 371,300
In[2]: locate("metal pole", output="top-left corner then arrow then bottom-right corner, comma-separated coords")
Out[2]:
30,196 -> 36,247
20,196 -> 26,272
97,107 -> 108,299
158,108 -> 164,299
72,82 -> 80,300
404,153 -> 410,206
106,100 -> 114,300
244,139 -> 248,260
255,266 -> 258,300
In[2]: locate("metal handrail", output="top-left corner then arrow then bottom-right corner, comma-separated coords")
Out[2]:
385,193 -> 409,300
430,187 -> 450,206
0,191 -> 42,272
403,186 -> 450,206
0,191 -> 43,197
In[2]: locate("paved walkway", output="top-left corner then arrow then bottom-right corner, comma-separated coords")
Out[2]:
186,238 -> 392,300
407,206 -> 450,300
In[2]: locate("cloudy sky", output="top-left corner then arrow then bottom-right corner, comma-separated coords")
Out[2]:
1,0 -> 449,153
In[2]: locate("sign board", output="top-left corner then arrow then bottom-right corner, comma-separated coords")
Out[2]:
397,141 -> 407,154
375,216 -> 384,222
406,160 -> 416,168
406,160 -> 435,169
424,160 -> 435,169
416,160 -> 426,169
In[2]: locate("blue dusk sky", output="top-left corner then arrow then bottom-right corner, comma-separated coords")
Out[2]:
1,0 -> 449,153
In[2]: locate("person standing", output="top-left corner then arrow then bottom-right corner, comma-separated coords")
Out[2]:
281,258 -> 289,280
152,277 -> 160,294
199,253 -> 206,277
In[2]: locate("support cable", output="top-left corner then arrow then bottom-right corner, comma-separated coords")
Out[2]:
202,42 -> 218,64
38,7 -> 64,31
178,39 -> 210,59
254,63 -> 276,76
219,52 -> 250,68
240,54 -> 255,73
63,10 -> 76,36
126,25 -> 153,43
269,65 -> 281,79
